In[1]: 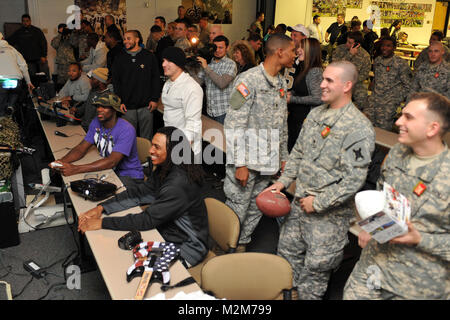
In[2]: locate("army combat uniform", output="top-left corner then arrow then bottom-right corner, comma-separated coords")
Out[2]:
344,143 -> 450,300
414,45 -> 450,70
51,34 -> 77,86
277,101 -> 375,299
224,64 -> 289,245
332,44 -> 371,110
366,55 -> 412,131
410,61 -> 450,99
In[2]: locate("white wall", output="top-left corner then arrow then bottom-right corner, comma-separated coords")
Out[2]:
28,0 -> 74,75
275,0 -> 312,28
0,0 -> 27,35
275,0 -> 437,45
26,0 -> 257,75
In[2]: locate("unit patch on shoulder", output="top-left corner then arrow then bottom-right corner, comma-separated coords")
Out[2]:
237,83 -> 250,98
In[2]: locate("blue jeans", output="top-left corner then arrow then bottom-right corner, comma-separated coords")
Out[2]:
210,114 -> 226,125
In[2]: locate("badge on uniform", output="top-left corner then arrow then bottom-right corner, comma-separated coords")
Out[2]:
279,88 -> 285,98
237,83 -> 250,98
386,66 -> 390,72
353,148 -> 364,161
434,72 -> 439,79
321,126 -> 330,139
413,181 -> 426,197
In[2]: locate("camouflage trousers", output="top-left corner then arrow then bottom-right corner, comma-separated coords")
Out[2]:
365,96 -> 400,131
277,200 -> 350,300
224,165 -> 271,245
343,260 -> 403,300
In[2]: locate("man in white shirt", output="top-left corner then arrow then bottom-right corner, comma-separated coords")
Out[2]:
161,47 -> 203,157
308,15 -> 324,44
81,33 -> 108,73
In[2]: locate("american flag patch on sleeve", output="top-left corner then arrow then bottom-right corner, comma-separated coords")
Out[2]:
237,83 -> 250,98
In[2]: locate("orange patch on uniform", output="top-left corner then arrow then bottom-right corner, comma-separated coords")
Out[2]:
413,181 -> 427,197
321,126 -> 330,139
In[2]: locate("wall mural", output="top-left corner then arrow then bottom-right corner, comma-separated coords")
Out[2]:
182,0 -> 233,24
75,0 -> 127,35
370,1 -> 432,28
312,0 -> 363,17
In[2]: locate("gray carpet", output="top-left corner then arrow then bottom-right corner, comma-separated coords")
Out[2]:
0,224 -> 110,300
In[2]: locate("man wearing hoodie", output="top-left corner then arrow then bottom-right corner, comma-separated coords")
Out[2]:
112,30 -> 160,141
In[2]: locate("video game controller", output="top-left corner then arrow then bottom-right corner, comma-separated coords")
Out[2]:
50,162 -> 63,168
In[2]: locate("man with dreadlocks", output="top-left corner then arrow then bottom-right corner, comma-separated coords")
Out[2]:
78,126 -> 209,268
50,92 -> 144,189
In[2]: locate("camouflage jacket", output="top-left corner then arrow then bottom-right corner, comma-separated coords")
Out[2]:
414,45 -> 450,70
358,143 -> 449,299
278,101 -> 375,214
51,34 -> 76,65
332,44 -> 371,85
410,61 -> 450,99
224,64 -> 289,174
371,55 -> 412,104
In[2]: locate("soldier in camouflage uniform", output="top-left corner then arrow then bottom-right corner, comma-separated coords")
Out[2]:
267,61 -> 375,299
410,42 -> 450,100
51,24 -> 77,89
223,34 -> 295,248
366,37 -> 412,131
414,31 -> 450,70
344,92 -> 449,300
70,20 -> 93,61
332,31 -> 371,111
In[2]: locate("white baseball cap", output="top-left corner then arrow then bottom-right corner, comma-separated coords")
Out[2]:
287,24 -> 310,37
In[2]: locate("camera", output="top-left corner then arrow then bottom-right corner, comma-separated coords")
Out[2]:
185,42 -> 217,74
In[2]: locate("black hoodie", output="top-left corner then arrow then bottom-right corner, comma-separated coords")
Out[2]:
8,25 -> 47,62
111,48 -> 161,109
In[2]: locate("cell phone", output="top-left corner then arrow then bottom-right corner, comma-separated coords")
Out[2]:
352,42 -> 359,49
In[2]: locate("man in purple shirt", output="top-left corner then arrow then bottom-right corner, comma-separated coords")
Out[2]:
51,92 -> 144,188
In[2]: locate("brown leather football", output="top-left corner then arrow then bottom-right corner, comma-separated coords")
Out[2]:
256,189 -> 291,217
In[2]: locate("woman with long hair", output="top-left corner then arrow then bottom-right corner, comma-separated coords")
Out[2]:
287,37 -> 323,152
231,40 -> 257,74
78,126 -> 209,267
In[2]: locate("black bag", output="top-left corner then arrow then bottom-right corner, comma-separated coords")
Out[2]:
70,178 -> 117,201
0,200 -> 20,248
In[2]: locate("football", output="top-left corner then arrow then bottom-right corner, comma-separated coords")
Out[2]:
256,189 -> 291,217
